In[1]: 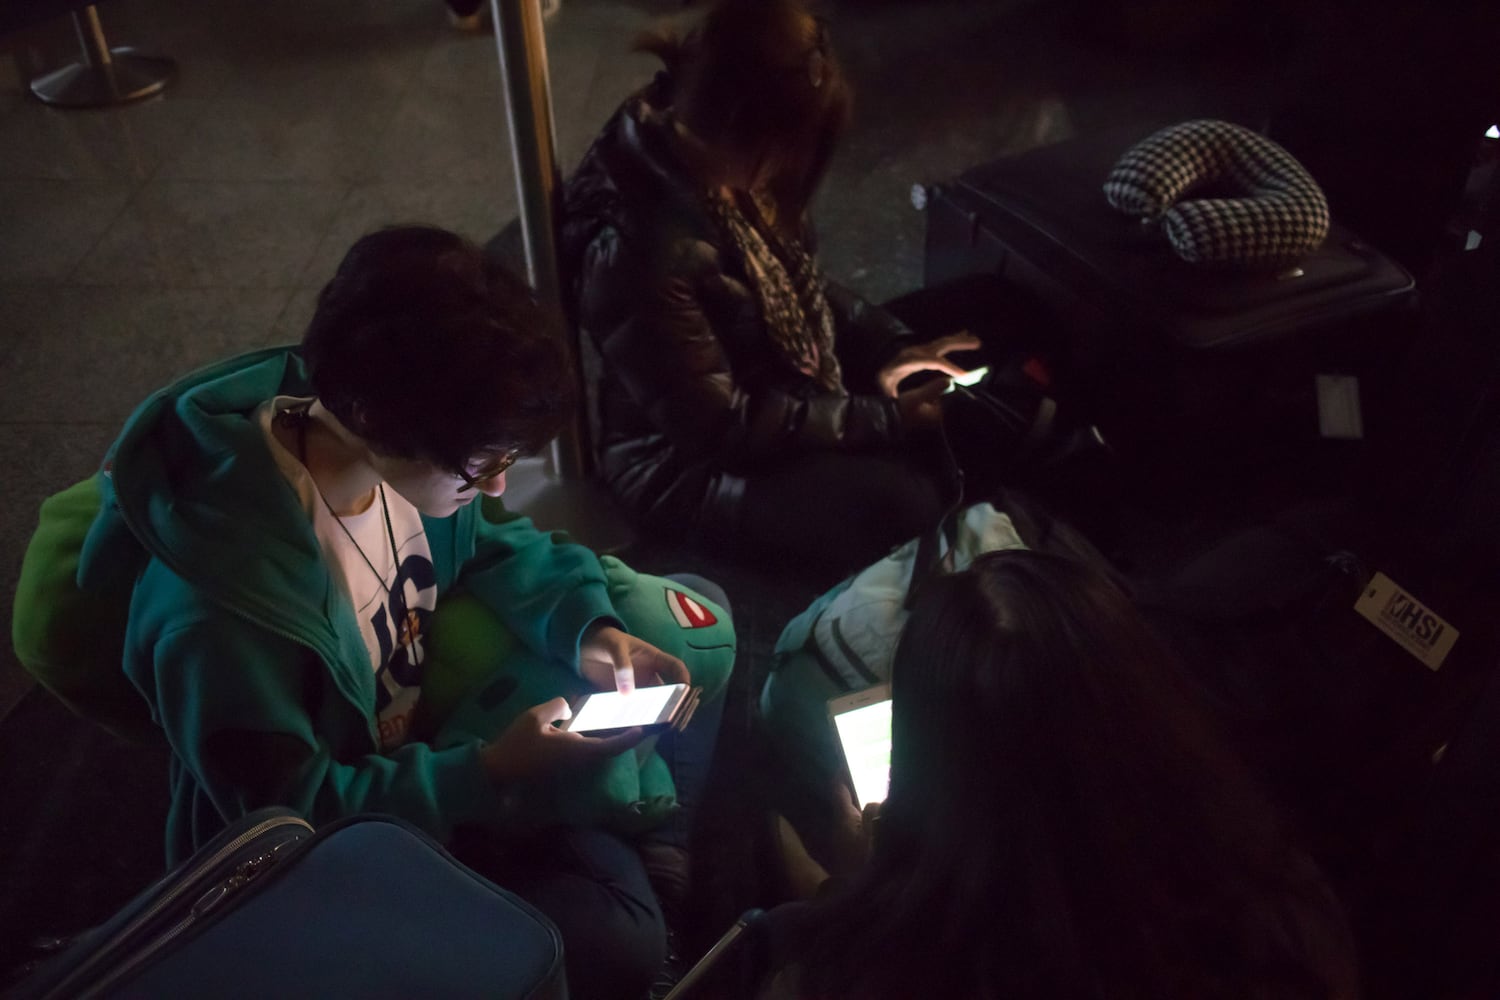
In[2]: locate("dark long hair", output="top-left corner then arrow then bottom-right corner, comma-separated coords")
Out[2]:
634,0 -> 850,224
790,550 -> 1358,1000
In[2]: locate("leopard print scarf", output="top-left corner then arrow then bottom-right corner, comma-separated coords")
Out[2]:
707,189 -> 844,393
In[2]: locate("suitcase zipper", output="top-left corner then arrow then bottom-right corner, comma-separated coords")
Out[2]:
48,813 -> 313,1000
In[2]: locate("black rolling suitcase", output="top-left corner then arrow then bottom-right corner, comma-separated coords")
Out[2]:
1135,242 -> 1500,1000
11,809 -> 567,1000
920,124 -> 1417,465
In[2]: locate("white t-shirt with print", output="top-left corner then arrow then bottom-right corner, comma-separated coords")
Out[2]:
258,397 -> 437,752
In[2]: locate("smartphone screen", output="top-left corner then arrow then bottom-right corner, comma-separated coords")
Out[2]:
829,686 -> 893,808
566,684 -> 686,734
943,365 -> 990,394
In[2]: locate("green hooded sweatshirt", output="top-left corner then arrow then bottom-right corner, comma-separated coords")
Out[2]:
82,347 -> 619,863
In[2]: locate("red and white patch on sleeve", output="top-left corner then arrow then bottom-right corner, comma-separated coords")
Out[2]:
665,588 -> 717,629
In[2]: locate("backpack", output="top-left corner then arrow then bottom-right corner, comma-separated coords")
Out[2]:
769,489 -> 1117,694
778,501 -> 1026,691
756,491 -> 1116,847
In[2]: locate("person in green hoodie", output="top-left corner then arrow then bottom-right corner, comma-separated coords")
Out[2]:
88,225 -> 718,1000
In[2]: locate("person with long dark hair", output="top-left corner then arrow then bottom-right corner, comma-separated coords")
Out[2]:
561,0 -> 1052,577
771,550 -> 1359,999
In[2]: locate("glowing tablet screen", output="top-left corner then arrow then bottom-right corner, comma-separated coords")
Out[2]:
833,698 -> 893,807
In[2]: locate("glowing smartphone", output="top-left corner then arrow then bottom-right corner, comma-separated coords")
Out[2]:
828,684 -> 893,808
561,683 -> 692,737
943,364 -> 991,394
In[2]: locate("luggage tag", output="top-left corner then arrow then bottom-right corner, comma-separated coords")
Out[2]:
1353,572 -> 1459,671
1316,374 -> 1364,440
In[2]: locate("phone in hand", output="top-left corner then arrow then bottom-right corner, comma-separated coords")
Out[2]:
942,364 -> 991,394
561,683 -> 697,738
828,684 -> 893,808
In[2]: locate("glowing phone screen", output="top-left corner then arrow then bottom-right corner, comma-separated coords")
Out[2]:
943,365 -> 990,393
569,685 -> 681,732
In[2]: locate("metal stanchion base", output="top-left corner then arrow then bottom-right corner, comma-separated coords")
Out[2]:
30,49 -> 176,108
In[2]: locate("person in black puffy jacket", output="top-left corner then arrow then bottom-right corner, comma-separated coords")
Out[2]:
561,0 -> 999,576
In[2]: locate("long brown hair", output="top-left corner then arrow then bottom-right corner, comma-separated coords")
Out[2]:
634,0 -> 851,224
789,550 -> 1359,1000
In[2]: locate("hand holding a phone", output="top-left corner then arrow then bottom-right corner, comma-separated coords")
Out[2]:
828,784 -> 882,876
481,696 -> 643,784
580,623 -> 690,695
877,330 -> 983,397
896,377 -> 949,429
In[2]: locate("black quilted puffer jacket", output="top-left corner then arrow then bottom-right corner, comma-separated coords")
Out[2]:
560,75 -> 918,537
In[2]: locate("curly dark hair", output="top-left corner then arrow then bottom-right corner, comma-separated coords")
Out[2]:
301,225 -> 576,474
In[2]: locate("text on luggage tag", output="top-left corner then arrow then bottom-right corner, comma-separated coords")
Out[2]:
1353,572 -> 1459,671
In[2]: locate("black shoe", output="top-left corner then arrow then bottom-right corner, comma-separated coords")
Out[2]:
639,840 -> 695,999
646,924 -> 688,1000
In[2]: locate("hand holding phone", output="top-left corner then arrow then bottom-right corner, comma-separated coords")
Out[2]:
896,377 -> 949,429
877,330 -> 984,397
481,697 -> 645,785
827,784 -> 882,876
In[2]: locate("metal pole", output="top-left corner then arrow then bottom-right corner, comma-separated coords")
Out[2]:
31,5 -> 176,108
77,6 -> 114,70
490,0 -> 589,480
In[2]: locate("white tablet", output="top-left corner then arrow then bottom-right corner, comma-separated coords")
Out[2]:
828,683 -> 893,808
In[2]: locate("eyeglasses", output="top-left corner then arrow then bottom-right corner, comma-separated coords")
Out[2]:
453,450 -> 521,492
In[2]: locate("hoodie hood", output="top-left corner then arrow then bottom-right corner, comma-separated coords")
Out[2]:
79,347 -> 353,664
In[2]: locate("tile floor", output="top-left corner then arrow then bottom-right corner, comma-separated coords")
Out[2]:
0,0 -> 1273,719
0,1 -> 1277,965
0,0 -> 649,717
16,3 -> 1500,995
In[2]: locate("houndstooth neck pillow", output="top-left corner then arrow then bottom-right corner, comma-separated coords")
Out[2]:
1103,119 -> 1330,267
